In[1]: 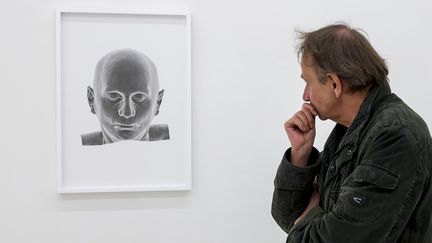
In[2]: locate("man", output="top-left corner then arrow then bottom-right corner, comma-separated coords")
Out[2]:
81,49 -> 170,146
272,23 -> 432,242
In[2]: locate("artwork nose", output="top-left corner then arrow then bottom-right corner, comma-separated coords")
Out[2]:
118,101 -> 136,118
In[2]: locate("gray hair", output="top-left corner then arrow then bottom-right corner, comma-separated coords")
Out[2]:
296,23 -> 389,92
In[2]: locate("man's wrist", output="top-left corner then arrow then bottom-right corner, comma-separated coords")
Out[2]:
291,147 -> 312,167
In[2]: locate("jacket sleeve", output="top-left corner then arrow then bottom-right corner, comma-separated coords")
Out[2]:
271,147 -> 321,233
286,125 -> 428,243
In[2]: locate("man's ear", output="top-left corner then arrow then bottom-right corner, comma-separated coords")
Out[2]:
155,89 -> 164,116
87,86 -> 96,114
327,73 -> 343,98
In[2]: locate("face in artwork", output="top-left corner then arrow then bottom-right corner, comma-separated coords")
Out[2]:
88,49 -> 162,143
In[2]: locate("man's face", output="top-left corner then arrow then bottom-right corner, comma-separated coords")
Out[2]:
300,56 -> 338,121
93,58 -> 159,142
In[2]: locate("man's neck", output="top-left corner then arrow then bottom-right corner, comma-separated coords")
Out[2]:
335,87 -> 370,127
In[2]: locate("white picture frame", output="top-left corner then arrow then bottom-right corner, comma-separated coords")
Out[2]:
56,9 -> 191,193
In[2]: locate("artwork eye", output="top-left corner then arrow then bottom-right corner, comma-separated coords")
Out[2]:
131,93 -> 146,102
106,92 -> 122,101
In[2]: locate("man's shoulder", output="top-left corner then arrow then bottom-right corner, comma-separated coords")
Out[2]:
363,93 -> 431,154
81,131 -> 104,146
149,124 -> 170,141
372,94 -> 429,132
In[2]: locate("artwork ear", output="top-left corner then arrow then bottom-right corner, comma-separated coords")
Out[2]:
155,89 -> 164,116
87,86 -> 96,114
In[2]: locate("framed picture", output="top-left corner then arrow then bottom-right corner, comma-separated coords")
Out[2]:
56,9 -> 191,193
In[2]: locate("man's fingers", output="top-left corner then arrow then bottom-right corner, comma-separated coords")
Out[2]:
285,115 -> 307,132
302,103 -> 317,129
303,103 -> 318,117
285,103 -> 318,135
301,109 -> 315,130
296,111 -> 311,131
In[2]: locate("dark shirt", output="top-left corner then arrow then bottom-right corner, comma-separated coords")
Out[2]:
272,83 -> 432,242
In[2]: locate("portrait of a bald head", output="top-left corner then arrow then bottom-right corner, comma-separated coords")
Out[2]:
81,49 -> 170,146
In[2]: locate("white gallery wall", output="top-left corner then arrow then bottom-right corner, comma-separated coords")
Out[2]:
1,0 -> 431,242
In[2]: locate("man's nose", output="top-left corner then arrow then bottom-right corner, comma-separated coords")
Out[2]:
303,88 -> 310,102
118,99 -> 136,118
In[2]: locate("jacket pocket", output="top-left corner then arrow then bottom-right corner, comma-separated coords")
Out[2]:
352,162 -> 399,190
334,163 -> 399,223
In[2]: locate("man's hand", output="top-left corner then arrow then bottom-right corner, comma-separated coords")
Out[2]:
284,103 -> 318,167
294,182 -> 320,225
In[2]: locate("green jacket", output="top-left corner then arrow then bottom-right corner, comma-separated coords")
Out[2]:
272,83 -> 432,243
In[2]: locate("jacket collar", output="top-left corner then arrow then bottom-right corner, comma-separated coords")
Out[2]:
347,81 -> 391,135
323,82 -> 392,166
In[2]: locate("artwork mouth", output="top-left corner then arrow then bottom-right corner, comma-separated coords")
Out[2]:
113,123 -> 138,130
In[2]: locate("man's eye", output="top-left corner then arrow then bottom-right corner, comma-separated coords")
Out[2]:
131,94 -> 146,102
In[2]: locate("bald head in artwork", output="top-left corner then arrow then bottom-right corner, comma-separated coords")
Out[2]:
83,49 -> 169,145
